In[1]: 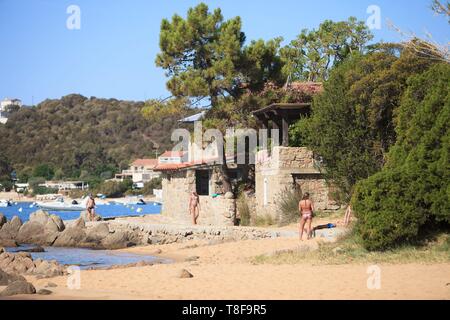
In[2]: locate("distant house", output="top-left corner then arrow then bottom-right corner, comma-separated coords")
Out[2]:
0,112 -> 7,124
0,98 -> 23,124
115,159 -> 161,188
39,181 -> 88,191
0,98 -> 22,112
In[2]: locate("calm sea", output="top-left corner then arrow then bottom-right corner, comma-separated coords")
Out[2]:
0,201 -> 161,222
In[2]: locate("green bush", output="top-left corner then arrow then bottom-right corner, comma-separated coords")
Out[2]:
32,186 -> 59,196
141,177 -> 162,196
352,167 -> 427,250
277,187 -> 302,226
94,180 -> 132,198
352,63 -> 450,250
0,180 -> 13,192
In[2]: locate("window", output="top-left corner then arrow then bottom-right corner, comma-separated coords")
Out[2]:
195,170 -> 210,196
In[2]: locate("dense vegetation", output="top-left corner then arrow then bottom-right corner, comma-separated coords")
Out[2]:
0,1 -> 447,251
352,63 -> 449,250
290,46 -> 435,200
151,3 -> 374,192
0,94 -> 187,183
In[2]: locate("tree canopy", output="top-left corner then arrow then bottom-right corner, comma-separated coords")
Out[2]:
0,94 -> 183,182
290,46 -> 435,199
352,63 -> 450,250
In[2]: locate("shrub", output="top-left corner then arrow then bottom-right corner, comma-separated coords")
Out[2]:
141,177 -> 162,196
32,186 -> 59,196
0,180 -> 13,192
94,180 -> 132,198
237,194 -> 251,226
277,187 -> 302,226
352,63 -> 450,250
352,167 -> 427,250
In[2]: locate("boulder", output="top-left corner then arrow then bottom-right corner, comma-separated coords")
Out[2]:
29,210 -> 51,225
0,216 -> 22,239
17,221 -> 45,244
101,230 -> 131,249
50,214 -> 65,232
0,269 -> 26,286
17,246 -> 45,253
0,247 -> 4,254
86,223 -> 110,242
0,239 -> 19,247
178,269 -> 194,278
17,211 -> 65,245
0,213 -> 6,228
33,260 -> 65,277
72,217 -> 86,229
37,289 -> 52,295
53,225 -> 87,247
0,251 -> 37,275
0,280 -> 36,296
44,282 -> 57,288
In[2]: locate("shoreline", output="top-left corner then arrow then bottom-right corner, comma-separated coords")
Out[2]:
1,214 -> 449,300
5,236 -> 450,300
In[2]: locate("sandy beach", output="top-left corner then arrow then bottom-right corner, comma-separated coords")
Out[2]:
5,230 -> 448,300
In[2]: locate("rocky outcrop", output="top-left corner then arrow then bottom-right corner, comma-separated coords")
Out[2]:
0,251 -> 66,278
16,210 -> 64,246
0,239 -> 19,247
0,216 -> 22,240
0,213 -> 6,228
0,280 -> 36,296
0,268 -> 26,286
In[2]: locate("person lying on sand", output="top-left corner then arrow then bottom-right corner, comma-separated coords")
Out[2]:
299,192 -> 314,241
189,191 -> 200,225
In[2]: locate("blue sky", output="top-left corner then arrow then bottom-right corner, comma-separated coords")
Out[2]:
0,0 -> 448,105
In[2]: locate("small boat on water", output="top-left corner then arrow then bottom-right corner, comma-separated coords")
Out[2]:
111,197 -> 147,206
0,200 -> 12,207
37,197 -> 88,212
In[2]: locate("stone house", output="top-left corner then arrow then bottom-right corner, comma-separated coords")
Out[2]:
114,159 -> 161,188
155,151 -> 243,226
156,82 -> 339,226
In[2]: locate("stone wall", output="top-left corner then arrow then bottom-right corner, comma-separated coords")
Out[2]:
255,146 -> 338,220
161,169 -> 236,226
107,220 -> 293,246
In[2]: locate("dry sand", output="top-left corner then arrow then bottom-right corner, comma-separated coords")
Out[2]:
10,234 -> 450,300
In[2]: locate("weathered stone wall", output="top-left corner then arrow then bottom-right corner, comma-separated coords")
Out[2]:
255,147 -> 338,220
107,220 -> 293,246
161,169 -> 236,226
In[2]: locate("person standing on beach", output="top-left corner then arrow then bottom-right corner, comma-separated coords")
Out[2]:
86,194 -> 96,222
189,191 -> 200,225
299,192 -> 314,241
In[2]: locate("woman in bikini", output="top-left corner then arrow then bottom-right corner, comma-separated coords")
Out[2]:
299,192 -> 314,241
188,191 -> 200,225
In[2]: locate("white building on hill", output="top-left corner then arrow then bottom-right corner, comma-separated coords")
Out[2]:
0,98 -> 22,112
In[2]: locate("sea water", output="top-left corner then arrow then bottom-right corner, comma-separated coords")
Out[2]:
0,201 -> 161,222
6,245 -> 171,269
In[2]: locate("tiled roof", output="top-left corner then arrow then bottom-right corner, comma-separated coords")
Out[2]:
159,151 -> 187,158
131,159 -> 158,168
